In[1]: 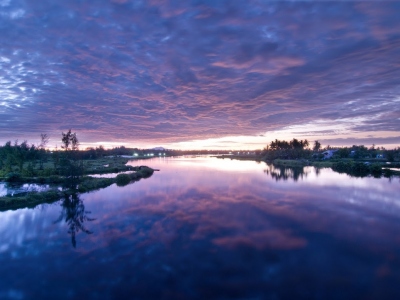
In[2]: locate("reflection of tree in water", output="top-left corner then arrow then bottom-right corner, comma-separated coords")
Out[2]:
54,194 -> 95,248
264,164 -> 309,181
315,167 -> 321,176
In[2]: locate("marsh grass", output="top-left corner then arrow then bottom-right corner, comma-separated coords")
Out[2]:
116,174 -> 131,186
0,166 -> 155,211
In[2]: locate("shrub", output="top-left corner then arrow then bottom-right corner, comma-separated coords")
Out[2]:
5,172 -> 21,182
352,162 -> 369,175
332,161 -> 370,177
42,168 -> 54,177
369,164 -> 382,176
129,172 -> 139,180
383,168 -> 393,177
49,175 -> 63,183
116,173 -> 131,186
332,161 -> 351,173
23,163 -> 36,177
137,166 -> 154,178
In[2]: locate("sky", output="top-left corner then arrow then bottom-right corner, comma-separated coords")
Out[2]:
1,0 -> 400,150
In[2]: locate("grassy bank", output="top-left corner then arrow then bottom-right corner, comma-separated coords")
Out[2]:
0,156 -> 153,182
0,156 -> 153,179
216,156 -> 334,168
271,159 -> 399,177
217,155 -> 400,178
83,156 -> 154,174
0,166 -> 155,211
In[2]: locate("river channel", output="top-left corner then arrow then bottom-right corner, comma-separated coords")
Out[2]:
0,156 -> 399,299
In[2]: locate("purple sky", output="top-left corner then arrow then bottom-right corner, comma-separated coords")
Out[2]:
1,0 -> 400,149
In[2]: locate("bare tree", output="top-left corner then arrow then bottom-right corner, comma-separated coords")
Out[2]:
38,133 -> 49,170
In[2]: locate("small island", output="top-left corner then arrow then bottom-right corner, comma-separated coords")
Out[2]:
0,131 -> 155,211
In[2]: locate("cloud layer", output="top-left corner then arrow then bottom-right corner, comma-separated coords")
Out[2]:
1,0 -> 400,148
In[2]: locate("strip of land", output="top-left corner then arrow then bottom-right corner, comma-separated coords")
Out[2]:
0,163 -> 154,211
215,155 -> 400,177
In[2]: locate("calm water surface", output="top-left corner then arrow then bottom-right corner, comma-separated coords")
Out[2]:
0,182 -> 54,197
1,156 -> 399,299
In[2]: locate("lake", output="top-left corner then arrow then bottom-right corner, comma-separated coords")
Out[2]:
0,156 -> 399,299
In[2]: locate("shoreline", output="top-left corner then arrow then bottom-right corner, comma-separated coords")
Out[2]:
214,155 -> 400,177
0,166 -> 155,211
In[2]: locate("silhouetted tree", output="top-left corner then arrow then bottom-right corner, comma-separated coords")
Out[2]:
386,151 -> 395,162
263,138 -> 311,159
59,130 -> 83,188
61,129 -> 79,151
38,133 -> 49,170
336,148 -> 350,158
313,140 -> 321,151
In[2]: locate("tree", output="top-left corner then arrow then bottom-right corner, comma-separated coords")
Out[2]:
38,133 -> 49,170
53,146 -> 60,171
386,151 -> 395,162
39,133 -> 49,149
313,140 -> 321,151
336,148 -> 350,158
302,139 -> 309,149
13,140 -> 28,172
61,130 -> 79,151
59,130 -> 83,188
290,138 -> 302,149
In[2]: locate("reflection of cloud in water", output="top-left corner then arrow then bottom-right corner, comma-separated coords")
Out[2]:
213,230 -> 306,250
90,179 -> 398,256
0,182 -> 52,197
1,157 -> 400,298
0,206 -> 59,255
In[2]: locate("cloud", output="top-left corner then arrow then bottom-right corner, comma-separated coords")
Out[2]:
0,0 -> 399,148
320,136 -> 400,148
212,229 -> 306,250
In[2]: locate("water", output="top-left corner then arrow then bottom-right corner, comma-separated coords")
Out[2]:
0,182 -> 54,197
0,156 -> 399,299
88,170 -> 135,178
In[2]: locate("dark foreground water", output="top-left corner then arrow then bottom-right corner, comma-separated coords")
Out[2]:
1,156 -> 399,300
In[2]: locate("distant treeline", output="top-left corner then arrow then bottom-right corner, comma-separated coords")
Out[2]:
261,138 -> 311,160
79,147 -> 249,158
0,140 -> 47,174
0,140 -> 128,175
260,138 -> 399,161
1,135 -> 399,178
0,139 -> 234,170
0,135 -> 252,178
